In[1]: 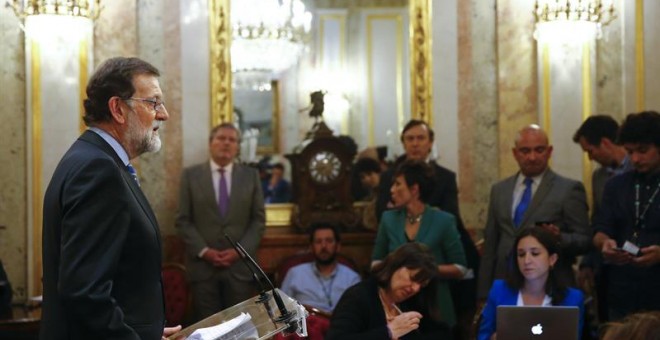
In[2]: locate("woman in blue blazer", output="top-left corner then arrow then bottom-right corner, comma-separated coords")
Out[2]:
478,226 -> 584,340
372,160 -> 467,328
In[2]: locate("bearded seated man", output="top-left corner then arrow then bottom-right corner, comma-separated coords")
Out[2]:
280,223 -> 361,314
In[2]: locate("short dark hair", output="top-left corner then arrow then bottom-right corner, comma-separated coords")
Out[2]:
209,122 -> 241,143
618,111 -> 660,147
338,135 -> 358,156
372,243 -> 440,320
393,160 -> 436,203
372,242 -> 438,289
272,163 -> 285,171
400,119 -> 434,142
505,226 -> 569,305
308,222 -> 341,243
572,115 -> 619,145
83,57 -> 160,126
354,157 -> 381,175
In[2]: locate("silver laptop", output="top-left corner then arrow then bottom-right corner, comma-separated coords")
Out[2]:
496,306 -> 579,340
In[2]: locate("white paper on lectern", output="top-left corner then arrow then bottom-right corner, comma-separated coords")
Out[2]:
186,312 -> 257,340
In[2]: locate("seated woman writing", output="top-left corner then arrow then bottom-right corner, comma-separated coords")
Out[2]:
372,160 -> 467,329
478,226 -> 584,340
327,243 -> 452,340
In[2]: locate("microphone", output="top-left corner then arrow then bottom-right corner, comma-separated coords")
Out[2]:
224,234 -> 297,332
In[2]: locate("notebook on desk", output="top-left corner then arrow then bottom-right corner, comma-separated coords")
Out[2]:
496,306 -> 579,340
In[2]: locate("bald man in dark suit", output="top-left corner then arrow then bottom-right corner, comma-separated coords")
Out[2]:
477,125 -> 590,299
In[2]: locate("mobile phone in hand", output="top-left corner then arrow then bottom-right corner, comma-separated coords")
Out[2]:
535,220 -> 554,226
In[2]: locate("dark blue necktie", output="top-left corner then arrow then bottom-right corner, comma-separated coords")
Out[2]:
513,177 -> 533,227
126,163 -> 140,187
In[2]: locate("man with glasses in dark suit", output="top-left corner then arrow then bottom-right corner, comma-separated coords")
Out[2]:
41,57 -> 179,339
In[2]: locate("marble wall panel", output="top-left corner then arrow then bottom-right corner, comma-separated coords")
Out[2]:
596,0 -> 624,119
495,0 -> 538,177
180,0 -> 211,167
94,0 -> 137,65
136,0 -> 183,236
457,0 -> 498,232
0,5 -> 28,301
432,0 -> 459,175
644,0 -> 660,111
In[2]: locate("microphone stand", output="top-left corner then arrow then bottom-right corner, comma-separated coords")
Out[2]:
224,234 -> 298,333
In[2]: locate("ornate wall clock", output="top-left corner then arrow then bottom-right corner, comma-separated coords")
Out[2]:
286,121 -> 359,231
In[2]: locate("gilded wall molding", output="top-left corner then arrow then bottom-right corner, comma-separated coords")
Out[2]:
79,39 -> 88,133
30,40 -> 43,297
635,0 -> 645,110
209,0 -> 232,126
409,0 -> 432,125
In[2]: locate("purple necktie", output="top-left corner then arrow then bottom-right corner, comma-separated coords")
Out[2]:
218,168 -> 229,216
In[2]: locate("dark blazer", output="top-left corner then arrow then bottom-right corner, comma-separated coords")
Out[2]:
41,130 -> 165,340
327,278 -> 452,340
176,162 -> 265,282
478,280 -> 584,340
264,178 -> 291,203
477,169 -> 590,298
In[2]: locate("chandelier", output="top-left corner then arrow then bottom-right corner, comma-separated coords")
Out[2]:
8,0 -> 101,19
533,0 -> 616,41
534,0 -> 616,25
231,0 -> 312,90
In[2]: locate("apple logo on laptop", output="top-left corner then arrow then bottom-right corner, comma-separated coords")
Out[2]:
531,323 -> 543,335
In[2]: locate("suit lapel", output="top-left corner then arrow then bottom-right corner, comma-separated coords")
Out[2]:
501,175 -> 517,227
79,131 -> 161,241
123,171 -> 160,230
198,165 -> 220,217
228,164 -> 247,219
521,170 -> 555,227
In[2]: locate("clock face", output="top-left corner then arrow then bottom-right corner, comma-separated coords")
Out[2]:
308,151 -> 342,184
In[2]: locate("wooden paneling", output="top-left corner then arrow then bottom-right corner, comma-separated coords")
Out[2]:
256,231 -> 375,278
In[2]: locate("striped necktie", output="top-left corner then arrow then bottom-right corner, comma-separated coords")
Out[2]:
126,163 -> 140,187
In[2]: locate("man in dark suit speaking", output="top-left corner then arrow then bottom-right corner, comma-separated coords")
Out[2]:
176,123 -> 265,321
41,57 -> 179,339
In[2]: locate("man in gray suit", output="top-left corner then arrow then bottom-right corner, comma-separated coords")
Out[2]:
477,125 -> 590,299
176,123 -> 266,320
